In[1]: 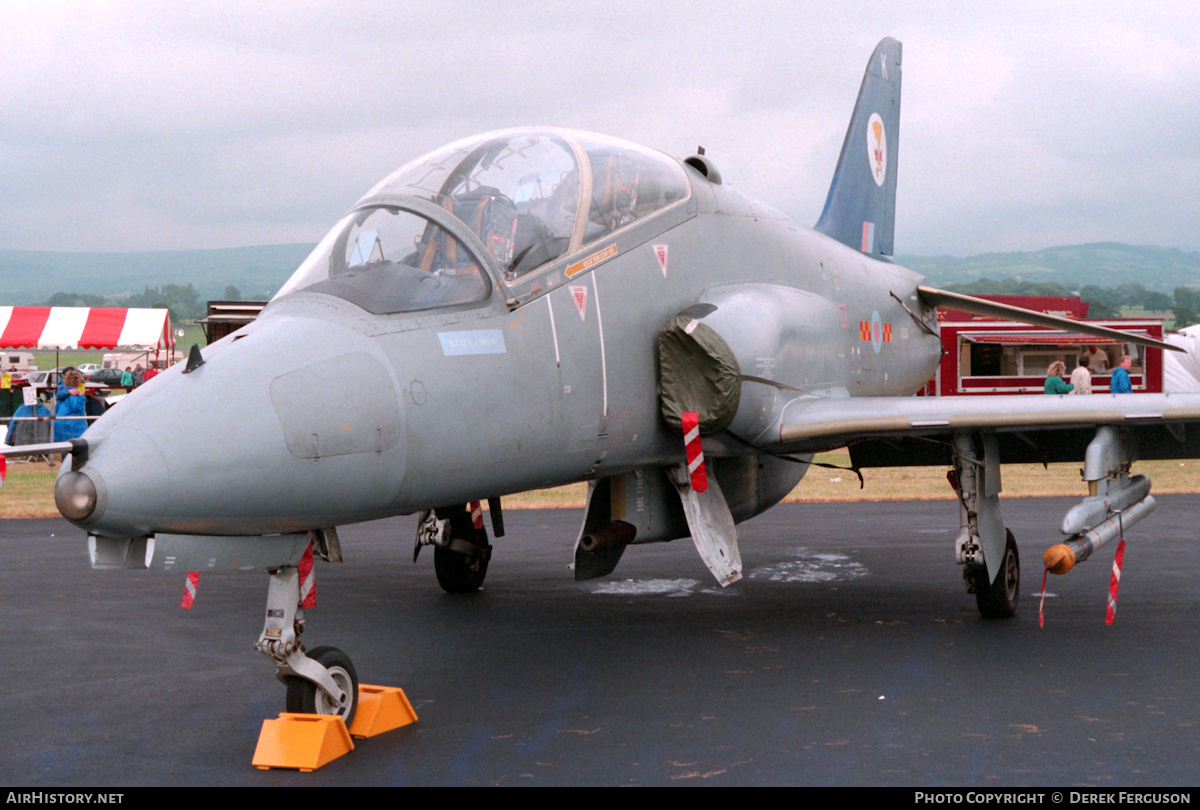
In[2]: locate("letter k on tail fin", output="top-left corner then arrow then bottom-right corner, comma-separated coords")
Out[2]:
814,37 -> 902,258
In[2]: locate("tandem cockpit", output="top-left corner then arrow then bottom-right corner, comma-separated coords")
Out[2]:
273,128 -> 691,315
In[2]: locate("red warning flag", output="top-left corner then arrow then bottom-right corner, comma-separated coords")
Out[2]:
1105,538 -> 1126,625
470,501 -> 484,530
181,572 -> 199,610
0,454 -> 6,488
1039,567 -> 1048,629
682,411 -> 707,493
299,542 -> 316,609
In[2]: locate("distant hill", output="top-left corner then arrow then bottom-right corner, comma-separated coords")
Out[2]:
895,243 -> 1200,292
2,241 -> 1197,306
0,244 -> 315,304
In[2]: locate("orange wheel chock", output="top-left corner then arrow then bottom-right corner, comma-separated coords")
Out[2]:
347,684 -> 418,739
252,713 -> 354,772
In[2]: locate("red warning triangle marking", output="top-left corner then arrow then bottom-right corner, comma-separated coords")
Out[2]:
569,285 -> 588,322
653,244 -> 668,277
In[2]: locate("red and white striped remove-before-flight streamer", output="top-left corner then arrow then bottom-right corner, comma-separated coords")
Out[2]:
299,542 -> 316,609
181,572 -> 200,610
1039,567 -> 1049,628
1040,535 -> 1128,628
470,501 -> 484,531
682,411 -> 707,492
1106,538 -> 1126,625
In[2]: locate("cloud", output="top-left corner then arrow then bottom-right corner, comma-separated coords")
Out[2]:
1,1 -> 1198,253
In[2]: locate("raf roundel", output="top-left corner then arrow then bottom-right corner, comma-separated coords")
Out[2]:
866,112 -> 886,186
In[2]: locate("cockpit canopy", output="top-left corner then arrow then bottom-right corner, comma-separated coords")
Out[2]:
275,128 -> 690,314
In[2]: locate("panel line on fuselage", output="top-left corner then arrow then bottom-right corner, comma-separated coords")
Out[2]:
592,271 -> 609,430
546,294 -> 561,366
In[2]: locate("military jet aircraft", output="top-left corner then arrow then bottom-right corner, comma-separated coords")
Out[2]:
7,37 -> 1200,725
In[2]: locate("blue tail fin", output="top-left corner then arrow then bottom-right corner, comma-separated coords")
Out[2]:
814,38 -> 902,257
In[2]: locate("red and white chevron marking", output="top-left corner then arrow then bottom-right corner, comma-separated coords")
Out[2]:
682,411 -> 707,493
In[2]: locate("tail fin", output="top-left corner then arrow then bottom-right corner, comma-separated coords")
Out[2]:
814,37 -> 902,257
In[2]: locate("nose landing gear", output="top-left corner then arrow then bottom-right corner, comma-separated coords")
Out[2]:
256,564 -> 359,725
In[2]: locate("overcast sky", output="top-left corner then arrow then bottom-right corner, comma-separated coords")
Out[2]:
3,1 -> 1199,257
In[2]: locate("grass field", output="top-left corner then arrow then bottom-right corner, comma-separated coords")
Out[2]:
5,450 -> 1198,518
29,323 -> 208,371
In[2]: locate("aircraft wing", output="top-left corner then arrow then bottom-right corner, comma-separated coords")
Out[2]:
916,287 -> 1183,353
761,392 -> 1200,468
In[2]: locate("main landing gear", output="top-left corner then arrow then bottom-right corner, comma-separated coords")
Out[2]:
414,502 -> 498,593
952,432 -> 1020,619
970,529 -> 1020,618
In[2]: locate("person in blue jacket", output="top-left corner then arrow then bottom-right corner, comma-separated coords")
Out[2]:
5,401 -> 52,445
54,368 -> 89,441
1110,355 -> 1134,394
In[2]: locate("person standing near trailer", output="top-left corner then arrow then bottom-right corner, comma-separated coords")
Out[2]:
1111,355 -> 1134,394
1070,355 -> 1092,394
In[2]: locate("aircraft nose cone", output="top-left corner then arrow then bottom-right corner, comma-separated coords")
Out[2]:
72,309 -> 407,538
65,426 -> 169,536
54,470 -> 96,520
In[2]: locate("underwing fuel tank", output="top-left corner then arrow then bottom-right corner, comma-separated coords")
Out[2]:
54,308 -> 408,539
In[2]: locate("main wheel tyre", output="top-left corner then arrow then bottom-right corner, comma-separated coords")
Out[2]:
285,645 -> 359,725
434,543 -> 489,593
433,506 -> 491,594
975,529 -> 1020,619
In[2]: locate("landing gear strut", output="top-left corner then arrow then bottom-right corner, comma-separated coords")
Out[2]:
952,432 -> 1019,619
256,565 -> 359,724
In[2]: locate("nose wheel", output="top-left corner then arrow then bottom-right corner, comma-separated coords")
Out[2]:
285,645 -> 359,724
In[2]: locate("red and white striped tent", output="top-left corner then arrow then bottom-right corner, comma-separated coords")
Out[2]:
0,307 -> 175,350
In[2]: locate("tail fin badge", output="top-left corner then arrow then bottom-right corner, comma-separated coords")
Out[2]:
867,113 -> 887,186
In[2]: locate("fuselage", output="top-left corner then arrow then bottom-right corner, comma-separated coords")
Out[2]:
64,132 -> 941,540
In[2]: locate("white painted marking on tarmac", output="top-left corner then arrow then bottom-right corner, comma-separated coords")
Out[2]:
748,549 -> 869,583
590,578 -> 737,598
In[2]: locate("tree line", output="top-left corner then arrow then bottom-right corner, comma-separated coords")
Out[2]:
39,284 -> 248,323
945,278 -> 1199,328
